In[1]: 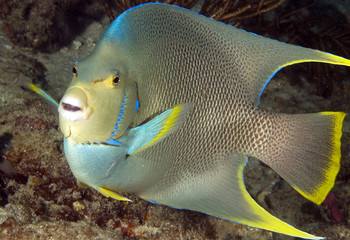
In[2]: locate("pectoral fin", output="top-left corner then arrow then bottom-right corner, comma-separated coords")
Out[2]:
126,103 -> 192,155
98,187 -> 132,202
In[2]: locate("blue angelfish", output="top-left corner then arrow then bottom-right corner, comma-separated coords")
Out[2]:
29,3 -> 350,239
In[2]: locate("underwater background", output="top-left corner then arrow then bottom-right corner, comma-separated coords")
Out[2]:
0,0 -> 350,239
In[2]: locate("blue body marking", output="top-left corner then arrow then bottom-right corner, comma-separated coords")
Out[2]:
119,110 -> 124,119
135,99 -> 139,112
104,138 -> 122,146
112,90 -> 128,132
242,157 -> 248,186
257,67 -> 282,106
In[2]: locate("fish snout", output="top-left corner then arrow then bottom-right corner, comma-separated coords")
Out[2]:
58,88 -> 90,122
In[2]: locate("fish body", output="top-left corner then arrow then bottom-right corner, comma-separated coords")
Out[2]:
55,3 -> 350,239
64,103 -> 192,199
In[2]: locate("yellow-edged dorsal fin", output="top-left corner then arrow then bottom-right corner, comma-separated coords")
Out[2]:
238,30 -> 350,105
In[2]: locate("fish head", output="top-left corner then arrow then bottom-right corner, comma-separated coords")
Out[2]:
58,45 -> 138,144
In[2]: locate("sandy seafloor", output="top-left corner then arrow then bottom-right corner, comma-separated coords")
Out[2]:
1,7 -> 350,240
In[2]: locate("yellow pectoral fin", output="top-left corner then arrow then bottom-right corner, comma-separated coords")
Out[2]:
127,103 -> 192,156
98,187 -> 132,202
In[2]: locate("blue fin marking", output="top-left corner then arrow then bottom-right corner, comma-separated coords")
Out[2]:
257,67 -> 282,106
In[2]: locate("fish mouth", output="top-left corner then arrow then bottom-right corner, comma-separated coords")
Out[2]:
62,102 -> 81,112
58,87 -> 90,122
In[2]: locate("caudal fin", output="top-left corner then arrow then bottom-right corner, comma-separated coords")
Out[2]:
263,112 -> 345,204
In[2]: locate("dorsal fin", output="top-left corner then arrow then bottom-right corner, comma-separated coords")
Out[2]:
242,34 -> 350,105
102,3 -> 350,107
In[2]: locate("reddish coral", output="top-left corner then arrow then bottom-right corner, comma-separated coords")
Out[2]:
323,192 -> 343,223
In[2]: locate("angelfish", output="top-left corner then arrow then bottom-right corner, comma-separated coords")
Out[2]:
30,3 -> 350,239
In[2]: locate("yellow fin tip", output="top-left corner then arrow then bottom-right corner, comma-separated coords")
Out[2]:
294,112 -> 345,205
131,105 -> 183,155
98,187 -> 132,202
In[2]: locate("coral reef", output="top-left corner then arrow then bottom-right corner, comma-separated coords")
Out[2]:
238,0 -> 350,98
198,0 -> 286,23
105,0 -> 286,23
0,0 -> 105,51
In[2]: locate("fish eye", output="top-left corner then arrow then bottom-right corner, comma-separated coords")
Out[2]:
72,66 -> 78,77
113,75 -> 119,85
106,71 -> 120,88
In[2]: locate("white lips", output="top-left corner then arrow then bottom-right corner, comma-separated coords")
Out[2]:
58,88 -> 89,122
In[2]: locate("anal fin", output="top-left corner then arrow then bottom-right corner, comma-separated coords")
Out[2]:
143,153 -> 322,239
